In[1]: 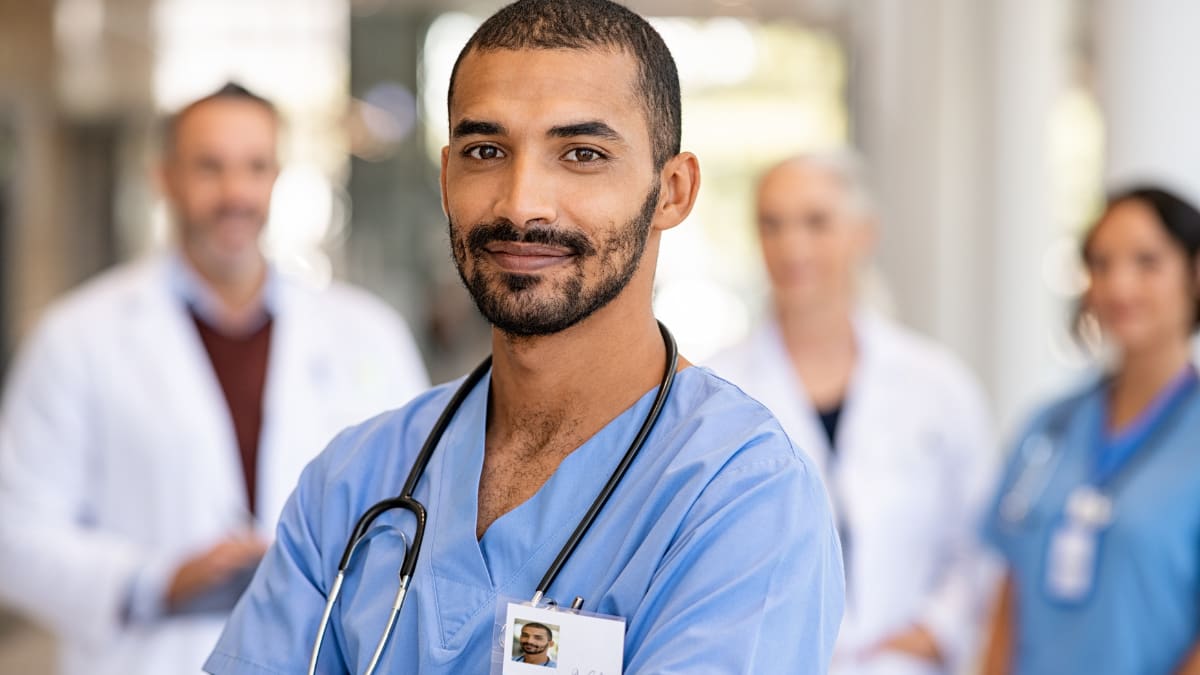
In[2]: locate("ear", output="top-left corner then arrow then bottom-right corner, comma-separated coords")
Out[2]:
651,151 -> 700,233
439,145 -> 451,216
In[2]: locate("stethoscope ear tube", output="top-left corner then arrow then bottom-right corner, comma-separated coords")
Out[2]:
532,321 -> 679,601
334,357 -> 494,575
314,358 -> 494,674
312,324 -> 677,671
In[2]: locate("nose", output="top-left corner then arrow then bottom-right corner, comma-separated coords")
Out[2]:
219,171 -> 251,206
1098,260 -> 1139,298
218,165 -> 268,208
769,220 -> 818,260
493,153 -> 556,228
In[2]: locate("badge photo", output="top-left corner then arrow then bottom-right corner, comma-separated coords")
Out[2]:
493,599 -> 625,675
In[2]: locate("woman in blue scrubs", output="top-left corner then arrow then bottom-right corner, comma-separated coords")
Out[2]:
982,186 -> 1200,674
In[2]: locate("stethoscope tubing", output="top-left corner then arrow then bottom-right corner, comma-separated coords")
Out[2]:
309,322 -> 678,674
533,320 -> 678,604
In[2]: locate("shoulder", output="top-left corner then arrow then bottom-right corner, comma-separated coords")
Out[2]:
704,324 -> 772,378
861,313 -> 989,413
659,366 -> 819,488
277,277 -> 421,368
298,379 -> 460,505
1017,377 -> 1103,440
22,259 -> 162,343
282,276 -> 406,326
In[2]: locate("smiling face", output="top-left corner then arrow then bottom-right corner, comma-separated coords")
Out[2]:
1084,198 -> 1198,353
756,161 -> 874,312
161,98 -> 279,282
441,47 -> 662,337
519,624 -> 553,658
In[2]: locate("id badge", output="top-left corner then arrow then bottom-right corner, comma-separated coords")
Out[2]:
490,596 -> 625,675
1044,518 -> 1098,603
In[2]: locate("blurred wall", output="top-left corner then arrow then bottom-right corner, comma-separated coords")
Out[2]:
0,0 -> 1195,464
346,7 -> 491,383
849,0 -> 1084,433
0,0 -> 154,364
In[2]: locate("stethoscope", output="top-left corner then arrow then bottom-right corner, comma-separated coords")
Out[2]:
999,370 -> 1198,528
999,387 -> 1098,528
308,322 -> 679,675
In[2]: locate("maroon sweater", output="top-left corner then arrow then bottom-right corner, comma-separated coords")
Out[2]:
191,311 -> 273,515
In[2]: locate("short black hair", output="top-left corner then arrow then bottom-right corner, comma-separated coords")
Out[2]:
520,622 -> 554,640
1080,185 -> 1200,332
447,0 -> 681,170
163,82 -> 278,158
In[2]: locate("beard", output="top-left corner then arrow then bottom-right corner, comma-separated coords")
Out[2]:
177,201 -> 268,280
450,183 -> 659,337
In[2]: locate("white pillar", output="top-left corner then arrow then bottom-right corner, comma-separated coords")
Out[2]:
1096,0 -> 1200,203
849,0 -> 1074,430
988,0 -> 1073,430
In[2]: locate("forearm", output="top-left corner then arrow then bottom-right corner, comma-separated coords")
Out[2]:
981,572 -> 1014,675
1174,641 -> 1200,675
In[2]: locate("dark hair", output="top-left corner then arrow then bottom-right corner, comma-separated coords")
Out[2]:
1079,185 -> 1200,333
520,622 -> 554,640
447,0 -> 681,170
163,82 -> 278,157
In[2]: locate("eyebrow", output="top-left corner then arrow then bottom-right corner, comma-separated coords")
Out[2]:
451,118 -> 625,144
548,120 -> 623,143
451,119 -> 506,138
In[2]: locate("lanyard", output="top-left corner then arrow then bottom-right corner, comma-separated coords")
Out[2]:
1090,365 -> 1198,489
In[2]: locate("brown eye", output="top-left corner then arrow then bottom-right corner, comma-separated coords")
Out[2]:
465,145 -> 504,160
564,148 -> 606,163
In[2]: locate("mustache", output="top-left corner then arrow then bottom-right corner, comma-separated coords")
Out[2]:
209,204 -> 264,221
467,220 -> 596,257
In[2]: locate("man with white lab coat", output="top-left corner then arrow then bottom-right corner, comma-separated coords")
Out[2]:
708,152 -> 995,675
0,84 -> 429,675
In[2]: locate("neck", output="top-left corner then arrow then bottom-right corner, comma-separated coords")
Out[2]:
487,302 -> 677,452
524,653 -> 549,665
1114,339 -> 1193,397
183,248 -> 267,316
774,296 -> 856,357
1110,338 -> 1194,426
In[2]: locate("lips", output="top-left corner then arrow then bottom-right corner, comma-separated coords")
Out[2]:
483,241 -> 575,273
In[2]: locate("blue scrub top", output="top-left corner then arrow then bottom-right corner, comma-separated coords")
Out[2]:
983,380 -> 1200,674
204,367 -> 844,674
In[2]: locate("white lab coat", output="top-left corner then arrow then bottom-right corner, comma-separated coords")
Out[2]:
0,255 -> 430,675
707,311 -> 995,675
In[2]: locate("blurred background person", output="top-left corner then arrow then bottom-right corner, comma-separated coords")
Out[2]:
708,151 -> 996,675
982,186 -> 1200,675
0,83 -> 428,675
4,0 -> 1200,671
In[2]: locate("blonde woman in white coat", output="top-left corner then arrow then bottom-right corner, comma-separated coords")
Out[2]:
0,85 -> 429,675
708,152 -> 995,675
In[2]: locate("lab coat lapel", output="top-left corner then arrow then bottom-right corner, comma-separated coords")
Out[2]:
836,312 -> 913,479
256,282 -> 338,532
755,320 -> 832,477
120,259 -> 248,530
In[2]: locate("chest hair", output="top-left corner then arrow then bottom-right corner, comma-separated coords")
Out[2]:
476,411 -> 586,539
